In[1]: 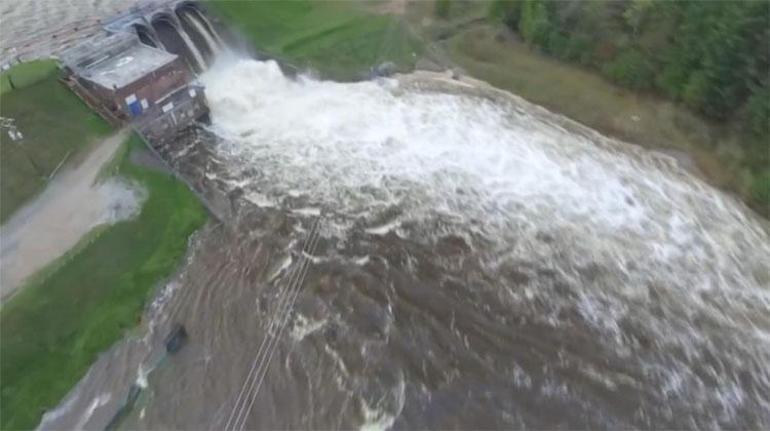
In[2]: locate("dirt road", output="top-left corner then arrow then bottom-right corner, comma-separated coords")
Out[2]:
0,129 -> 143,301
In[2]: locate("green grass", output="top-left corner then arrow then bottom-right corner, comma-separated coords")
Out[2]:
0,60 -> 58,94
209,0 -> 423,80
0,62 -> 112,223
0,135 -> 208,430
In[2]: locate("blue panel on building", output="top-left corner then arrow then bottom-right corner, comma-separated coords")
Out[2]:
128,100 -> 143,116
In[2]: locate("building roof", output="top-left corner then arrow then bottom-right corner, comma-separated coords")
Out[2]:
61,32 -> 178,90
82,43 -> 176,89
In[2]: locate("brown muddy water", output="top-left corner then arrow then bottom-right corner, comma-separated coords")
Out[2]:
37,58 -> 770,431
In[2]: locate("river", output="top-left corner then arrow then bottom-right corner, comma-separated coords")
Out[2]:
38,57 -> 770,430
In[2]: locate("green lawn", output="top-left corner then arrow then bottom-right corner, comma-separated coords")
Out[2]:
0,135 -> 208,430
0,60 -> 58,94
209,0 -> 423,80
0,61 -> 112,223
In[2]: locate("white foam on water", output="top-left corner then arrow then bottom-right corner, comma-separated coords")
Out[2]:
74,392 -> 111,431
359,404 -> 397,431
364,219 -> 401,236
358,373 -> 405,431
245,191 -> 278,208
292,207 -> 322,216
136,364 -> 150,389
38,388 -> 82,428
353,255 -> 371,266
269,254 -> 293,281
201,58 -> 770,425
290,314 -> 327,341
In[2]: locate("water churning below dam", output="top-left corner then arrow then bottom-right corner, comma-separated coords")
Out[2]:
42,58 -> 770,430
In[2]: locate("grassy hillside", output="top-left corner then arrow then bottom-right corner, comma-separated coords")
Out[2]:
209,0 -> 423,80
0,60 -> 112,223
0,136 -> 208,430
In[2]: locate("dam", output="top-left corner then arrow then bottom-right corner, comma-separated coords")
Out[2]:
58,1 -> 224,141
102,0 -> 226,73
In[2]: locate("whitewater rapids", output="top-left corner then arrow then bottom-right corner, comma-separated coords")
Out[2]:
43,58 -> 770,430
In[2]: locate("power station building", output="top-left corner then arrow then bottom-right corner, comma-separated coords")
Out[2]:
60,32 -> 207,139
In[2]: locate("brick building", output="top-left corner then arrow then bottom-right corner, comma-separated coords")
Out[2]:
60,32 -> 207,135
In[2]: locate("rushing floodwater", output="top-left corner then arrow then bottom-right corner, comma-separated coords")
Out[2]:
41,58 -> 770,430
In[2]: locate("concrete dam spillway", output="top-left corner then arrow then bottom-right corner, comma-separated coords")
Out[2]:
111,1 -> 225,74
39,56 -> 770,430
176,5 -> 223,62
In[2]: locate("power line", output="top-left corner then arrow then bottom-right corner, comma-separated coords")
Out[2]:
222,218 -> 322,431
222,219 -> 317,430
233,224 -> 322,431
229,219 -> 321,431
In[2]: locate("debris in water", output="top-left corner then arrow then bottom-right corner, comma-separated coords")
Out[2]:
164,323 -> 188,354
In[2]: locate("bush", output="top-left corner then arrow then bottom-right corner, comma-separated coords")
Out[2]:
749,171 -> 770,215
435,0 -> 451,19
519,0 -> 552,46
747,86 -> 770,138
564,34 -> 594,64
488,0 -> 522,29
601,48 -> 655,90
546,31 -> 569,58
656,60 -> 690,100
682,70 -> 712,113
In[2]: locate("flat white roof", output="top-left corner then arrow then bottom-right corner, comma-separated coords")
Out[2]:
80,42 -> 177,89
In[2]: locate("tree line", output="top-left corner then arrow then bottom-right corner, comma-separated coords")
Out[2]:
487,0 -> 769,211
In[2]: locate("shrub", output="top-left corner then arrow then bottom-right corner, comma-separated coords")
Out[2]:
519,0 -> 552,46
435,0 -> 451,19
682,70 -> 712,113
602,48 -> 655,90
546,31 -> 569,58
488,0 -> 523,29
749,171 -> 770,215
747,86 -> 770,138
564,34 -> 594,64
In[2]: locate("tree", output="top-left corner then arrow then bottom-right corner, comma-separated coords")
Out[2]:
519,0 -> 552,46
602,48 -> 654,90
488,0 -> 523,29
747,85 -> 770,138
435,0 -> 451,19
